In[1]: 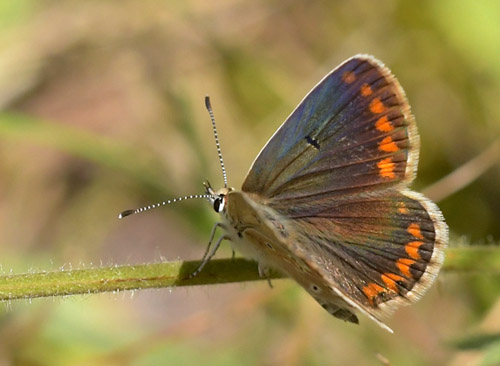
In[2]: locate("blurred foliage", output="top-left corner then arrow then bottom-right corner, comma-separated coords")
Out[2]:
0,0 -> 499,365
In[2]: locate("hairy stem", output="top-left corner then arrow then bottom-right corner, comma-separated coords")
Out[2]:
0,247 -> 496,301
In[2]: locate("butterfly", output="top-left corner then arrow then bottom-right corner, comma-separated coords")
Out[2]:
120,54 -> 448,333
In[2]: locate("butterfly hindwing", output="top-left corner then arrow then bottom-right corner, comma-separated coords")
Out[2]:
242,55 -> 418,202
267,189 -> 447,321
225,188 -> 447,331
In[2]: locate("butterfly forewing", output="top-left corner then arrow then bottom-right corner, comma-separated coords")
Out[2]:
242,55 -> 418,201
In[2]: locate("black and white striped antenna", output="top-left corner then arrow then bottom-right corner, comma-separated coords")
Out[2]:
205,96 -> 228,188
118,194 -> 212,219
118,96 -> 227,219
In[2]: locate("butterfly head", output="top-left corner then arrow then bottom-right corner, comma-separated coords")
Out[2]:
204,180 -> 233,214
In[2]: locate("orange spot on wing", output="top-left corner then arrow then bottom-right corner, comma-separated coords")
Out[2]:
361,83 -> 373,96
378,136 -> 399,152
370,98 -> 386,114
405,241 -> 424,260
398,202 -> 409,214
381,273 -> 405,292
342,71 -> 356,84
362,282 -> 385,305
377,158 -> 396,179
397,258 -> 415,278
375,116 -> 394,132
408,223 -> 424,239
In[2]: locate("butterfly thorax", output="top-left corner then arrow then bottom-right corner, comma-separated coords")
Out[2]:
220,191 -> 286,267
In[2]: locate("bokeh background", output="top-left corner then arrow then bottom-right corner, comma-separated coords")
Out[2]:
1,1 -> 499,365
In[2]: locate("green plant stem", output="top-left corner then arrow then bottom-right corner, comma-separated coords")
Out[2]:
0,259 -> 282,301
0,247 -> 497,301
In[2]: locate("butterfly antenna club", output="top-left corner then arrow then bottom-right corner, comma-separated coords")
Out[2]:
205,96 -> 228,187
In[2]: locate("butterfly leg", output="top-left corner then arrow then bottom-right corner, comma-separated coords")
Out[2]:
258,264 -> 273,288
188,234 -> 229,279
198,222 -> 224,266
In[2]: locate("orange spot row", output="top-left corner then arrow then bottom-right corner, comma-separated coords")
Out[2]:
361,83 -> 373,96
377,157 -> 395,179
370,98 -> 386,114
342,71 -> 356,84
378,136 -> 399,152
405,241 -> 424,260
381,273 -> 405,292
397,258 -> 415,278
362,282 -> 385,305
408,223 -> 424,239
375,116 -> 394,132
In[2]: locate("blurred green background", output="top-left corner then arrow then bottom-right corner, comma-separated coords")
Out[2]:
0,1 -> 499,365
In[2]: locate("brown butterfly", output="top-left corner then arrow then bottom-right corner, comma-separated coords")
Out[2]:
120,55 -> 448,333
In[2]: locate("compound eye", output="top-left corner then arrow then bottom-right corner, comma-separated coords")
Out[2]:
213,197 -> 225,213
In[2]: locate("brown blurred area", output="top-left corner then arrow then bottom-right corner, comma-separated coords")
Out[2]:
0,1 -> 499,365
